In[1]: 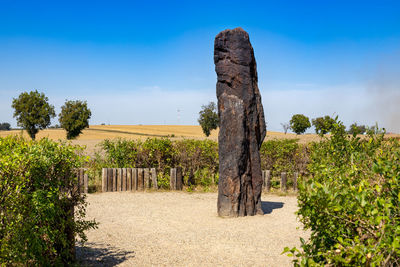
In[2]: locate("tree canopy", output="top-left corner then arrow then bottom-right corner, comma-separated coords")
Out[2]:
12,90 -> 55,140
348,123 -> 367,135
312,115 -> 335,136
198,102 -> 219,137
290,114 -> 311,135
59,100 -> 91,139
0,122 -> 11,131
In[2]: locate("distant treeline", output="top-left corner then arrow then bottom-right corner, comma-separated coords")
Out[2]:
0,122 -> 11,130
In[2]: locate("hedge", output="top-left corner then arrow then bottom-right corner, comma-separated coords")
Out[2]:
0,136 -> 97,265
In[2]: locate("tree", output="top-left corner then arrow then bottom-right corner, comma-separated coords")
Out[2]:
0,122 -> 11,131
366,123 -> 385,136
290,114 -> 311,135
312,115 -> 335,136
198,102 -> 219,137
281,122 -> 290,134
12,90 -> 55,140
59,100 -> 91,139
347,123 -> 366,135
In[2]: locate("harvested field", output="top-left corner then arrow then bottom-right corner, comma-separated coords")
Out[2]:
2,125 -> 399,156
77,192 -> 308,267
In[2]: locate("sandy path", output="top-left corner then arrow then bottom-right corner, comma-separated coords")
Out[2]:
77,192 -> 307,266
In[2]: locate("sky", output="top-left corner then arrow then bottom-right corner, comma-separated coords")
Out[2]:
1,0 -> 400,132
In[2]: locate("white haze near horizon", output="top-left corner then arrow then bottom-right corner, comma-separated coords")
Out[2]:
1,81 -> 399,133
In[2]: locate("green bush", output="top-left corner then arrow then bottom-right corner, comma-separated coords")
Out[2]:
260,139 -> 308,177
173,139 -> 219,180
139,138 -> 175,170
89,137 -> 310,191
285,120 -> 400,266
90,138 -> 219,189
0,136 -> 97,265
100,138 -> 138,168
157,172 -> 170,189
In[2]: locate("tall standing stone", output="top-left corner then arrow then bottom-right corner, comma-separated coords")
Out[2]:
214,28 -> 266,217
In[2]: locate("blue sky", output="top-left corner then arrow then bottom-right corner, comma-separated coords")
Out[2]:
1,0 -> 400,132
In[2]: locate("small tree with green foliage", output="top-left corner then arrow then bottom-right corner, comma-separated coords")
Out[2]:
59,100 -> 92,139
0,122 -> 11,131
290,114 -> 311,135
347,122 -> 366,135
312,115 -> 335,136
198,102 -> 219,137
12,90 -> 55,140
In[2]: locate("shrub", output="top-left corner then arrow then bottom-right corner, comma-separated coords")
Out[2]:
157,172 -> 170,189
12,90 -> 56,140
100,138 -> 138,168
139,138 -> 175,170
0,136 -> 97,265
88,137 -> 309,191
89,138 -> 219,189
285,119 -> 400,266
173,139 -> 219,179
260,139 -> 308,177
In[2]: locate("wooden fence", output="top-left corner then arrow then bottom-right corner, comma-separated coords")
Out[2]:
77,168 -> 88,194
77,167 -> 298,193
101,167 -> 183,192
262,170 -> 298,192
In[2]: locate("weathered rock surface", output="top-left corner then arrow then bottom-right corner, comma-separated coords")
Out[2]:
214,28 -> 266,217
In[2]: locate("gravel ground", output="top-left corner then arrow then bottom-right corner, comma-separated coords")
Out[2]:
77,192 -> 308,267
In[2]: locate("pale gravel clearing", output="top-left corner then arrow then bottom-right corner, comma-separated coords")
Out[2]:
77,192 -> 308,267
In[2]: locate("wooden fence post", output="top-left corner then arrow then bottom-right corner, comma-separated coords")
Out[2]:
170,168 -> 176,190
112,168 -> 117,192
122,168 -> 127,191
137,168 -> 144,190
266,170 -> 271,192
101,168 -> 106,192
79,169 -> 84,193
127,168 -> 132,191
116,168 -> 122,191
176,167 -> 183,190
64,201 -> 76,262
132,168 -> 138,191
262,170 -> 266,188
281,172 -> 287,192
293,172 -> 298,192
151,168 -> 158,189
83,171 -> 88,193
107,168 -> 113,192
144,168 -> 150,189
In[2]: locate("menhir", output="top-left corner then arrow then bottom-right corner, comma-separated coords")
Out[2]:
214,28 -> 266,217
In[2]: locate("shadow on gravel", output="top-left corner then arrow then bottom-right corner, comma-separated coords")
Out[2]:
261,201 -> 284,215
76,242 -> 135,266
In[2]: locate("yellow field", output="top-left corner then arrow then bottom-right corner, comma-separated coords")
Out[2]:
0,125 -> 218,141
1,125 -> 399,156
0,125 -> 317,142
